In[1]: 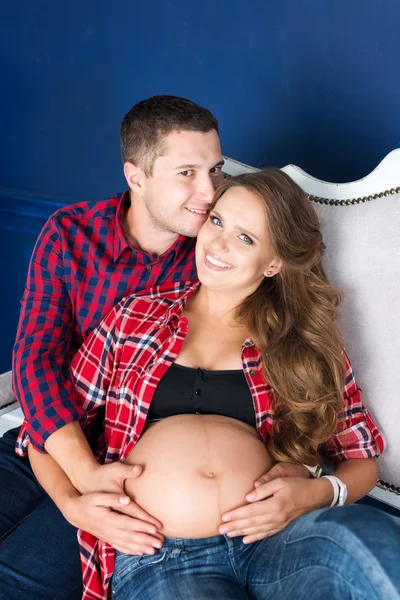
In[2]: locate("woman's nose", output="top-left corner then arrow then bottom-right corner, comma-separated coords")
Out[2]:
210,233 -> 230,253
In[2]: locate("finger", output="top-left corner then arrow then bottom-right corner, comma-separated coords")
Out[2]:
254,465 -> 285,486
224,518 -> 289,538
111,542 -> 158,555
227,524 -> 275,538
103,511 -> 165,542
90,492 -> 133,509
245,478 -> 285,502
97,517 -> 164,552
222,498 -> 270,523
220,513 -> 274,535
116,463 -> 143,479
242,528 -> 283,544
114,515 -> 165,541
89,497 -> 164,538
128,530 -> 164,549
114,502 -> 163,530
254,473 -> 274,487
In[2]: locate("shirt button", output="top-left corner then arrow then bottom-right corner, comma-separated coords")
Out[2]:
194,388 -> 201,396
249,369 -> 256,376
146,265 -> 152,271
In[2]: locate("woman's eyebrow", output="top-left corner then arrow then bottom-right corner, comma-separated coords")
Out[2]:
236,226 -> 259,242
211,209 -> 260,242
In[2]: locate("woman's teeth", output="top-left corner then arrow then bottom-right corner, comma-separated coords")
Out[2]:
206,253 -> 232,269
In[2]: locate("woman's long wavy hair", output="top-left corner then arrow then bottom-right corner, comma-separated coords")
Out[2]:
213,169 -> 345,465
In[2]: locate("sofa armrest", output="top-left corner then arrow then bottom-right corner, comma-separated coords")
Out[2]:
0,370 -> 16,409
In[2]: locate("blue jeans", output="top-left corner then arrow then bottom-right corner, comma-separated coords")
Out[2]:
113,505 -> 400,600
0,427 -> 82,600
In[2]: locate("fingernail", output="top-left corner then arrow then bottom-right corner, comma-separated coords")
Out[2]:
222,515 -> 231,522
246,493 -> 256,500
119,496 -> 129,504
220,526 -> 229,534
152,541 -> 162,548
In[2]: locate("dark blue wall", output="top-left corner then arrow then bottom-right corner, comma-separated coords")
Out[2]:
1,0 -> 399,371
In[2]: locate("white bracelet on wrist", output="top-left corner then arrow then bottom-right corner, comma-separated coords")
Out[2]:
322,475 -> 348,507
303,464 -> 323,478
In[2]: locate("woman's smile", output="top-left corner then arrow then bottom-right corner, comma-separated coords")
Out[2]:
204,250 -> 233,270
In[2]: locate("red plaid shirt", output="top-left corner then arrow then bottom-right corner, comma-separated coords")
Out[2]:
68,281 -> 383,600
13,192 -> 196,455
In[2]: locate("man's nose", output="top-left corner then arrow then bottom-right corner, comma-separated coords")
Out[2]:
197,175 -> 215,203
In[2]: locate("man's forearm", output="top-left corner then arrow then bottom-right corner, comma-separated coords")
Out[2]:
28,443 -> 80,517
44,421 -> 99,492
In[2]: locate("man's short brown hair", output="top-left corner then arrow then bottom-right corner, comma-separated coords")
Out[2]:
120,95 -> 219,175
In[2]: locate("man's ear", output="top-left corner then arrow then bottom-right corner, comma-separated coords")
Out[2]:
123,162 -> 147,196
264,259 -> 282,278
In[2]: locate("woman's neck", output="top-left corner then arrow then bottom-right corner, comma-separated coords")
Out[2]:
186,285 -> 245,327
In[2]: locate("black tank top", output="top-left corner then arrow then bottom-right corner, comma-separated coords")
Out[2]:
146,362 -> 256,428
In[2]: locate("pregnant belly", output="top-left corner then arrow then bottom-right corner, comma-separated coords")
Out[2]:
124,414 -> 273,538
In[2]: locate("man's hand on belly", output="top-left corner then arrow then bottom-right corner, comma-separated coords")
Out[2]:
64,491 -> 164,555
219,476 -> 332,544
79,461 -> 144,495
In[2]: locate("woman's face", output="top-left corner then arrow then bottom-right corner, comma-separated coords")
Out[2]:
195,186 -> 281,296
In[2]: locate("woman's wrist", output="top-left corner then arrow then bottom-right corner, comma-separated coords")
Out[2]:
309,476 -> 335,509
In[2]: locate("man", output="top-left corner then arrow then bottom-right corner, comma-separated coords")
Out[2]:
0,95 -> 225,599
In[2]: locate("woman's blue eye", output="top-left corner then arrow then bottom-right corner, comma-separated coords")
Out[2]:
239,234 -> 253,244
210,215 -> 222,227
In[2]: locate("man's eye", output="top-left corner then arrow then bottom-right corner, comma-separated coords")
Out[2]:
239,234 -> 253,245
210,215 -> 222,227
210,167 -> 223,175
180,170 -> 194,177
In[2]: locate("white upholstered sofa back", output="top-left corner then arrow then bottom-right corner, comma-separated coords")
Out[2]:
223,151 -> 400,496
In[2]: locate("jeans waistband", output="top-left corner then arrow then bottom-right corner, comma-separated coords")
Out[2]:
161,533 -> 231,549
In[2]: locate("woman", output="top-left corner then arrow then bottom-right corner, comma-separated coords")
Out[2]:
34,170 -> 397,599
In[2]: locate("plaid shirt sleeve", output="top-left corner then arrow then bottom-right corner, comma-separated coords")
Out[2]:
12,217 -> 85,453
71,304 -> 120,419
324,353 -> 384,463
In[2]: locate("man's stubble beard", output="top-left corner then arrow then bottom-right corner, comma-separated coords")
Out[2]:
147,204 -> 200,239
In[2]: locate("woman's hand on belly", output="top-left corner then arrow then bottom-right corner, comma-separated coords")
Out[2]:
253,462 -> 311,486
219,476 -> 334,543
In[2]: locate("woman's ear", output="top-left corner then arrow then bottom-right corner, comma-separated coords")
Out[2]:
264,259 -> 282,278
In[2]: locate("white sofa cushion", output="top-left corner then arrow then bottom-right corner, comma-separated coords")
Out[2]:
314,194 -> 400,487
223,155 -> 400,491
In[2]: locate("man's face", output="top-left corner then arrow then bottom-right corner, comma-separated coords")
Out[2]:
140,129 -> 224,237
